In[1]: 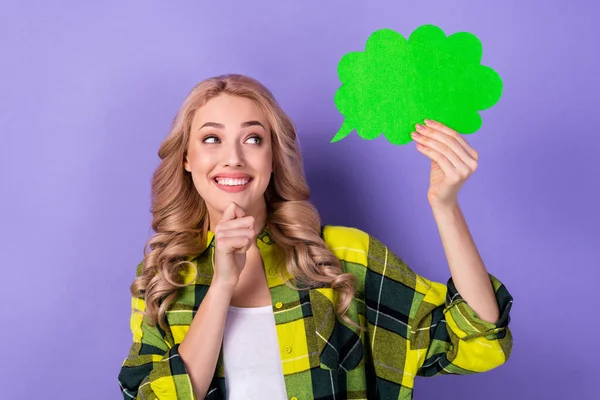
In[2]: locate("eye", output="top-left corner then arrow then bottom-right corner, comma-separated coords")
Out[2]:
203,135 -> 220,144
246,135 -> 262,145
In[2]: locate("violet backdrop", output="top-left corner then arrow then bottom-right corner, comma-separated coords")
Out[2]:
1,0 -> 598,399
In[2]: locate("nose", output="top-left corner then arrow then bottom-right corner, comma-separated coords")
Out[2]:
223,141 -> 245,167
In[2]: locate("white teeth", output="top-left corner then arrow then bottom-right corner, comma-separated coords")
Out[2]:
215,178 -> 250,186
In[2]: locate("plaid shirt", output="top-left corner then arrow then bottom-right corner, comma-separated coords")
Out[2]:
118,225 -> 513,399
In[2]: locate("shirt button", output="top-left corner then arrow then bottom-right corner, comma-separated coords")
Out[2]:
275,302 -> 283,309
269,268 -> 277,276
284,346 -> 292,354
262,235 -> 271,244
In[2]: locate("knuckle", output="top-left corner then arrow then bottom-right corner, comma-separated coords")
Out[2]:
448,173 -> 461,184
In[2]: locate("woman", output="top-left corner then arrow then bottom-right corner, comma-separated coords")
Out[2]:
117,74 -> 513,400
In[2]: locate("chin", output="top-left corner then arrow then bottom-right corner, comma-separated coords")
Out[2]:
206,196 -> 254,213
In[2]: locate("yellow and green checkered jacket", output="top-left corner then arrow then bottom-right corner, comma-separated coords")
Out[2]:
118,225 -> 513,399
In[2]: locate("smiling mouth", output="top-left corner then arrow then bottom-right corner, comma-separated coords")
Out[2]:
213,177 -> 253,187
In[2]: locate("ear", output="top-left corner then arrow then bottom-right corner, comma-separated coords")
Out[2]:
184,152 -> 191,172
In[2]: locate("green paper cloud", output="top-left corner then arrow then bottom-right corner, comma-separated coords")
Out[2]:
331,24 -> 503,145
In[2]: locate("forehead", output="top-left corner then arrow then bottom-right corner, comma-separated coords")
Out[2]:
192,93 -> 269,128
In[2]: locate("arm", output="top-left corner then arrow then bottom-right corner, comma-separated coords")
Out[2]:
407,120 -> 513,374
117,269 -> 234,400
365,233 -> 513,377
413,203 -> 513,376
413,119 -> 503,323
412,270 -> 513,377
118,204 -> 255,398
365,231 -> 512,376
408,204 -> 514,375
178,281 -> 235,399
322,225 -> 513,380
117,295 -> 199,400
430,202 -> 499,323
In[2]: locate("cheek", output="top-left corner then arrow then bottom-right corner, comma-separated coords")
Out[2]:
187,150 -> 214,174
260,148 -> 273,173
246,148 -> 272,172
263,155 -> 273,173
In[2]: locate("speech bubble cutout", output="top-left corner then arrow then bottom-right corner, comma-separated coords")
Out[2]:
331,24 -> 503,145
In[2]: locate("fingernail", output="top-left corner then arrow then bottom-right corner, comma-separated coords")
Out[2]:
411,131 -> 420,138
416,124 -> 425,131
424,119 -> 435,125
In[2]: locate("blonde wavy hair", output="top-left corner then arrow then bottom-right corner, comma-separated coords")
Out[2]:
131,74 -> 358,331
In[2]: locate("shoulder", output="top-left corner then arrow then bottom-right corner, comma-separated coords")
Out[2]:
321,225 -> 421,289
321,225 -> 372,267
135,260 -> 144,277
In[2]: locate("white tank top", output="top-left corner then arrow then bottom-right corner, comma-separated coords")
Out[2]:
223,305 -> 288,400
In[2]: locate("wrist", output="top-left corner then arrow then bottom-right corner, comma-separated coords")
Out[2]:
429,199 -> 460,214
211,276 -> 238,293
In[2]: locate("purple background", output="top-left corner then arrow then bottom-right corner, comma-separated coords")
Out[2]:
1,0 -> 598,399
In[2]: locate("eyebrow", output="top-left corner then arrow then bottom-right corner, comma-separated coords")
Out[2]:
198,120 -> 265,131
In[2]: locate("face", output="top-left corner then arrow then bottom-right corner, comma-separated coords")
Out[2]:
185,93 -> 273,229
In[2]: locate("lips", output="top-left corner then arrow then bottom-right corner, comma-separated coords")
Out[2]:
212,175 -> 253,193
212,173 -> 253,180
213,177 -> 253,185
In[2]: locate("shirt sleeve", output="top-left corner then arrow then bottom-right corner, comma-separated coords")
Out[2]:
412,273 -> 513,376
117,295 -> 199,400
362,232 -> 513,378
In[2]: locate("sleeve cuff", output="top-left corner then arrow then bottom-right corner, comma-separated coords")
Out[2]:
148,344 -> 198,400
444,273 -> 513,340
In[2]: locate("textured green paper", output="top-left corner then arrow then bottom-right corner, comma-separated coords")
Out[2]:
331,24 -> 503,145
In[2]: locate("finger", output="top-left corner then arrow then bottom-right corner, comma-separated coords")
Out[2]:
412,137 -> 470,177
216,216 -> 256,233
414,124 -> 477,171
217,236 -> 252,254
219,202 -> 238,224
219,203 -> 248,229
215,228 -> 256,242
231,203 -> 247,219
423,120 -> 475,155
424,119 -> 479,161
416,144 -> 463,182
412,132 -> 472,177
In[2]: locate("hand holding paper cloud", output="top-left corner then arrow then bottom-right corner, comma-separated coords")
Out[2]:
331,24 -> 503,145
